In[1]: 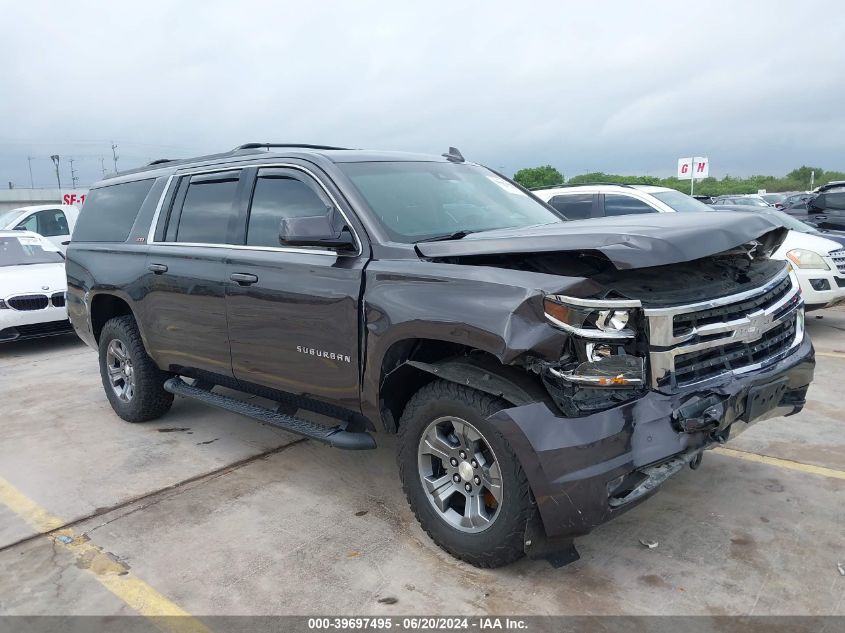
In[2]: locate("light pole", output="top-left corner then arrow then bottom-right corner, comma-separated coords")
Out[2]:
50,155 -> 62,189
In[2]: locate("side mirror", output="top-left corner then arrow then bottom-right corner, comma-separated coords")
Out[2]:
279,206 -> 356,251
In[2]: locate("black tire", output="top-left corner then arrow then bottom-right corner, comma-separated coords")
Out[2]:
397,380 -> 535,568
98,315 -> 173,423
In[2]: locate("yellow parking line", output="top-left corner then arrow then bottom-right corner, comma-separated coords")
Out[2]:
816,351 -> 845,359
0,477 -> 211,633
713,447 -> 845,480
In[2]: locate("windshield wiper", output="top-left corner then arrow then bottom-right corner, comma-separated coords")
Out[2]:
414,230 -> 478,243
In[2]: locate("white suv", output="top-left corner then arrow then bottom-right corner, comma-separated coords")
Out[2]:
533,184 -> 713,219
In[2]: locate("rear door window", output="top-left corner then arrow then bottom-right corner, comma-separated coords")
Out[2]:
168,172 -> 241,244
74,179 -> 155,242
548,194 -> 593,220
602,194 -> 658,216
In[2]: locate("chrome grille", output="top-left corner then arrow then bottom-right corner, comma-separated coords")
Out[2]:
672,275 -> 791,336
673,313 -> 797,385
644,268 -> 804,388
50,292 -> 66,308
7,294 -> 49,311
830,249 -> 845,275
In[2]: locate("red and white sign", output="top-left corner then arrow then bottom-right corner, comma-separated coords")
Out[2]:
677,157 -> 709,180
60,190 -> 88,207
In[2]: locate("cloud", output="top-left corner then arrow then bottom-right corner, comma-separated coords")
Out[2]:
1,0 -> 843,187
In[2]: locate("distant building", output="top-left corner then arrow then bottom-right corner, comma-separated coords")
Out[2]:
0,188 -> 88,212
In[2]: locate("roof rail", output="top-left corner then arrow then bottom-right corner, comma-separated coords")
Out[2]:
529,182 -> 640,191
232,143 -> 350,152
147,158 -> 174,166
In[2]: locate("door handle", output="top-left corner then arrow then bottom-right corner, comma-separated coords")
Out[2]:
148,263 -> 168,274
230,273 -> 258,286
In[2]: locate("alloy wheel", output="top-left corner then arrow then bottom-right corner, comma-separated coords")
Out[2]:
105,339 -> 135,402
417,416 -> 503,533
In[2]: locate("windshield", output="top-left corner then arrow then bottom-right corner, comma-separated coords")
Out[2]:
761,194 -> 784,203
651,190 -> 713,212
0,209 -> 24,228
0,235 -> 64,267
338,162 -> 562,242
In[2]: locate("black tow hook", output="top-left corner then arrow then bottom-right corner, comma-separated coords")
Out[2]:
689,452 -> 704,470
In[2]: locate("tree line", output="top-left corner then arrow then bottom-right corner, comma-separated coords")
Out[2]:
512,165 -> 845,195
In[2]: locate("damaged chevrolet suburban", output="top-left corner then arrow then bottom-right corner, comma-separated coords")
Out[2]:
66,144 -> 814,568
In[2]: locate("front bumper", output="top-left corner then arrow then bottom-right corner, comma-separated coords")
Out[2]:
794,267 -> 845,309
488,335 -> 815,539
0,305 -> 72,342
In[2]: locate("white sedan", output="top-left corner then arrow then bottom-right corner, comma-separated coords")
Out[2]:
774,230 -> 845,310
0,204 -> 79,253
0,230 -> 73,343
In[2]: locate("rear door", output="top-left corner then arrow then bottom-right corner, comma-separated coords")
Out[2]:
224,166 -> 367,411
141,169 -> 246,377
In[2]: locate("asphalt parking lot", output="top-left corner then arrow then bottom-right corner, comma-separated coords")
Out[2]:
0,309 -> 843,618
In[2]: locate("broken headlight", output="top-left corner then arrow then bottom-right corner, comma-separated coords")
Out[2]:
541,294 -> 647,415
543,295 -> 640,339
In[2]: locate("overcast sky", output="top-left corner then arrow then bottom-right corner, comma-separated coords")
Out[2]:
2,0 -> 843,188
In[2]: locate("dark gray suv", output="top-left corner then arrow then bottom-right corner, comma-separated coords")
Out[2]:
65,143 -> 815,567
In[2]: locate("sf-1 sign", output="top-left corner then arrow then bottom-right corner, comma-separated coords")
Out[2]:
61,190 -> 88,207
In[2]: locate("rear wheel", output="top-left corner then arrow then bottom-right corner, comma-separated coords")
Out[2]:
397,380 -> 534,568
98,315 -> 173,422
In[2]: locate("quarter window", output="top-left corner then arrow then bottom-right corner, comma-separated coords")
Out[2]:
246,172 -> 329,247
603,194 -> 658,216
74,179 -> 155,242
172,172 -> 240,244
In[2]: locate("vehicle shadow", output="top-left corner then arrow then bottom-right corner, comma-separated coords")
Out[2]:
0,333 -> 86,361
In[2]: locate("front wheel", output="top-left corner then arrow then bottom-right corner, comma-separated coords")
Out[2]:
397,380 -> 535,568
98,315 -> 173,422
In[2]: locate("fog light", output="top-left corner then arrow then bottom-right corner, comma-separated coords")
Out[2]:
549,355 -> 645,388
809,278 -> 830,291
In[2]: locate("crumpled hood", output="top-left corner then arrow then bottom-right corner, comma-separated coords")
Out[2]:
415,212 -> 788,270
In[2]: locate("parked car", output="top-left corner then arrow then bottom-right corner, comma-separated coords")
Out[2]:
0,204 -> 79,253
711,207 -> 845,309
806,182 -> 845,228
532,183 -> 713,218
66,144 -> 814,568
712,195 -> 771,208
759,193 -> 786,208
0,230 -> 72,342
775,231 -> 845,310
692,195 -> 715,204
781,193 -> 813,214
